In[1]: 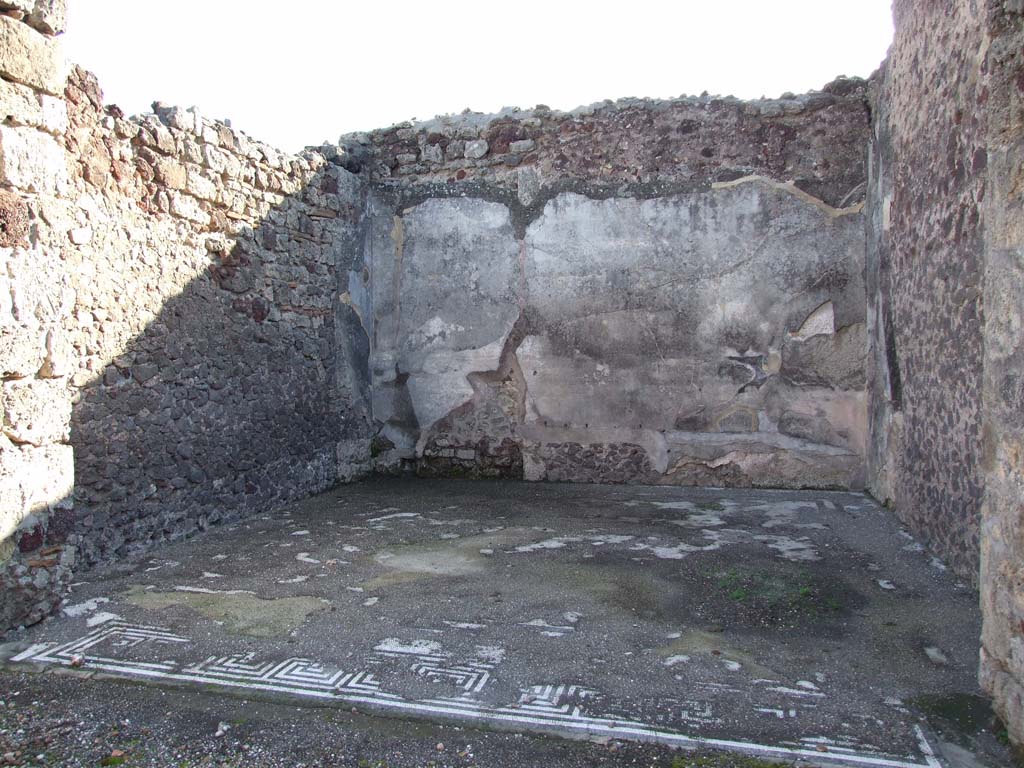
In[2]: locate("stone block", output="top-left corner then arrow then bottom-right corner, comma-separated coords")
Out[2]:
68,226 -> 92,245
0,15 -> 65,94
19,442 -> 72,516
168,192 -> 210,225
202,144 -> 229,173
0,324 -> 45,377
0,1 -> 32,14
154,156 -> 187,190
37,328 -> 73,378
26,0 -> 66,34
0,125 -> 67,193
2,377 -> 71,445
464,139 -> 489,159
186,167 -> 219,202
421,143 -> 443,163
508,139 -> 535,153
38,93 -> 66,134
0,77 -> 42,128
0,435 -> 25,543
0,188 -> 29,247
0,0 -> 67,34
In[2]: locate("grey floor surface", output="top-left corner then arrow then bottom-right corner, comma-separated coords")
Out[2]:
1,478 -> 1007,767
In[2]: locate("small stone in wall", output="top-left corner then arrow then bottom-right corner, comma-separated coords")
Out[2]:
0,325 -> 45,377
422,143 -> 443,163
0,188 -> 28,247
67,225 -> 92,245
464,139 -> 488,160
444,140 -> 465,161
0,125 -> 67,193
508,139 -> 535,154
2,378 -> 71,445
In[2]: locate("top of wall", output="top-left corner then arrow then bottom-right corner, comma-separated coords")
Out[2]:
0,0 -> 65,35
337,76 -> 871,208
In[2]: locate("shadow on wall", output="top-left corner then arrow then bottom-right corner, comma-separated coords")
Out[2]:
2,67 -> 372,630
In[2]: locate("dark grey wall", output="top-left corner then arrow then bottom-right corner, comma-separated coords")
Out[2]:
865,0 -> 987,583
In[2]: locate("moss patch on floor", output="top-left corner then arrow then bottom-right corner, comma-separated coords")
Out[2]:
124,585 -> 328,638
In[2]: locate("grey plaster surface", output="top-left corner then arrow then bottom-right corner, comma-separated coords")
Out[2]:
1,479 -> 1000,767
360,178 -> 868,489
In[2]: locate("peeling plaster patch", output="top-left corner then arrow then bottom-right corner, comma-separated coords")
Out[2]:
366,512 -> 419,523
514,537 -> 581,553
790,301 -> 835,340
589,535 -> 635,545
710,175 -> 865,218
766,685 -> 826,698
411,316 -> 468,347
651,501 -> 698,511
144,560 -> 180,572
125,586 -> 327,638
759,536 -> 821,562
633,541 -> 705,560
62,597 -> 110,618
518,618 -> 575,636
669,514 -> 728,528
375,638 -> 442,656
407,338 -> 509,435
371,549 -> 482,576
85,611 -> 120,627
475,645 -> 505,664
749,501 -> 821,529
443,621 -> 487,630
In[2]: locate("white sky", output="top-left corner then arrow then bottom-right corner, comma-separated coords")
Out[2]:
63,1 -> 894,154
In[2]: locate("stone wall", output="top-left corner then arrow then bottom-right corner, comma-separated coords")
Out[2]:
0,2 -> 75,632
347,86 -> 872,488
865,0 -> 1024,743
979,0 -> 1024,746
0,6 -> 373,631
61,70 -> 372,569
864,0 -> 988,585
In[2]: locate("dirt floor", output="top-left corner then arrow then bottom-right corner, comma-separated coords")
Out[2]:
0,478 -> 1015,768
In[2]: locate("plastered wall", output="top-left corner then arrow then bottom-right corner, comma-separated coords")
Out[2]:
348,86 -> 872,489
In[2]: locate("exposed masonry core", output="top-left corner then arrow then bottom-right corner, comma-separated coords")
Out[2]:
0,0 -> 1022,747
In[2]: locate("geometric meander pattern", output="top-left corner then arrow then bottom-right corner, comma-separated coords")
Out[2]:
10,622 -> 941,768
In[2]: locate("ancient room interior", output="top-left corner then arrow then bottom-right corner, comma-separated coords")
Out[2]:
1,1 -> 1022,766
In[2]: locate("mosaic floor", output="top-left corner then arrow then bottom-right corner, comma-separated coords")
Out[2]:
3,479 -> 982,767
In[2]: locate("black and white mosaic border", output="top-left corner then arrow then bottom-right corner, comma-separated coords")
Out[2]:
10,622 -> 942,768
